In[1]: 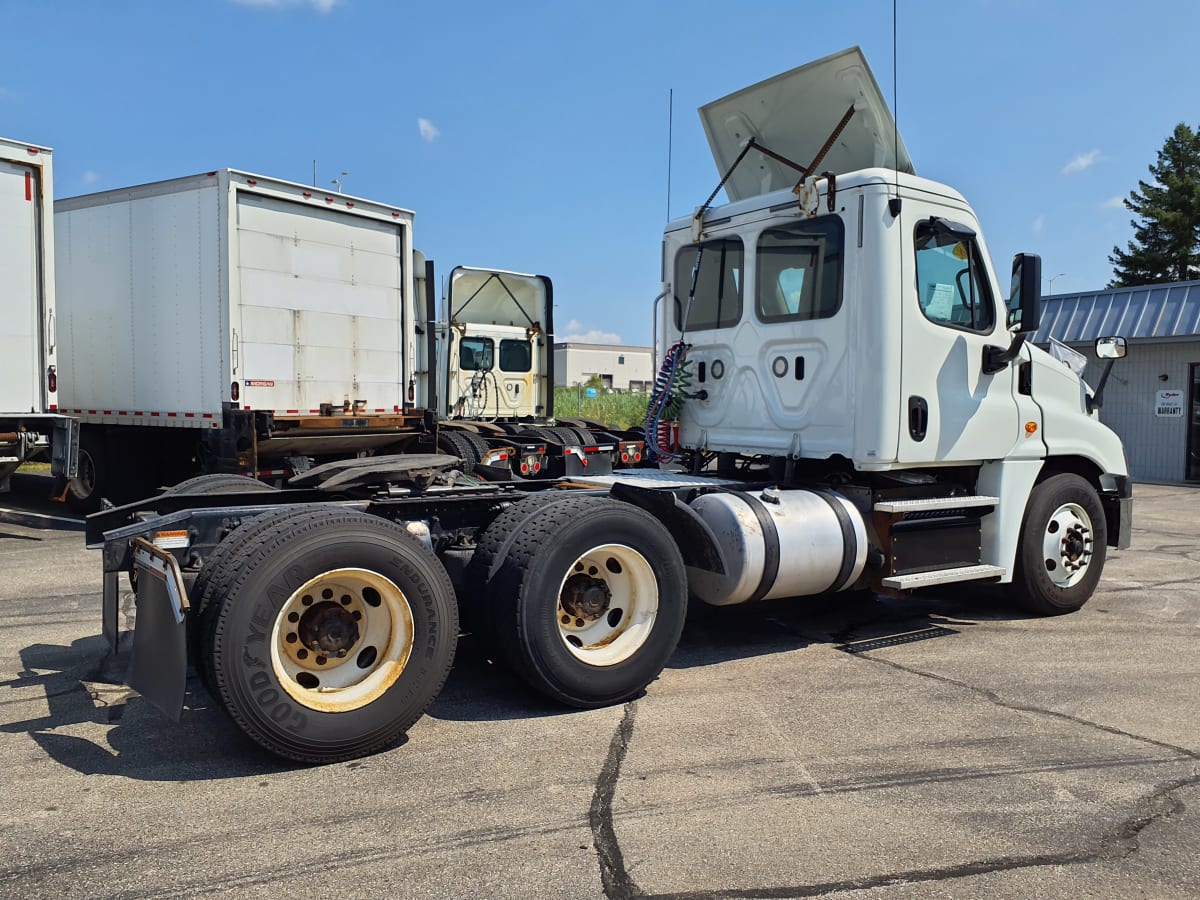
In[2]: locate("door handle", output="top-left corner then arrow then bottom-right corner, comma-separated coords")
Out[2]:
908,396 -> 928,441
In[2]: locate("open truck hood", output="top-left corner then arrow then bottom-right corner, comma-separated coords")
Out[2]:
699,46 -> 914,203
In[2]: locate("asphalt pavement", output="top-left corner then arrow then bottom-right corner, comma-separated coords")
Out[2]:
1,475 -> 1198,899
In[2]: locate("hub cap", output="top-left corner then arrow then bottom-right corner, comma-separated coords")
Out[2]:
270,567 -> 414,712
555,543 -> 658,666
1041,502 -> 1094,589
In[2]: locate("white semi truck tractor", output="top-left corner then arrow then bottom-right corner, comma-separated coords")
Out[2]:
88,48 -> 1130,763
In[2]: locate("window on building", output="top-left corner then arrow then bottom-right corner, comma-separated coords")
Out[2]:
618,355 -> 625,365
913,220 -> 996,333
755,215 -> 844,322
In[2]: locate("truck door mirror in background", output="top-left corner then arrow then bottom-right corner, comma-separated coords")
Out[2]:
1007,253 -> 1042,335
1095,336 -> 1127,359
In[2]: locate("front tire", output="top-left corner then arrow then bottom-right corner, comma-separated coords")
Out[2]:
1010,473 -> 1107,616
486,496 -> 686,707
202,509 -> 458,763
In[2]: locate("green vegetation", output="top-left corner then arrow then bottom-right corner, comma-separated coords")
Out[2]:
554,384 -> 649,430
1109,123 -> 1200,287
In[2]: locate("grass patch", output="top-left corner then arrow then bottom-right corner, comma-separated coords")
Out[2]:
554,387 -> 649,430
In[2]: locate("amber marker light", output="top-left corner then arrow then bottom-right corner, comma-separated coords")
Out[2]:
1025,422 -> 1038,435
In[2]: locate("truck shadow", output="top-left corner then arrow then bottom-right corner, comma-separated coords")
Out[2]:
2,635 -> 293,781
670,586 -> 1032,669
4,589 -> 1032,778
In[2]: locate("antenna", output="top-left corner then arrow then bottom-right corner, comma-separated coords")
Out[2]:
666,88 -> 674,222
892,0 -> 900,206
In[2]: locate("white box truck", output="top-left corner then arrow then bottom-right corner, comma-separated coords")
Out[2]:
88,48 -> 1131,764
55,170 -> 428,510
0,137 -> 77,493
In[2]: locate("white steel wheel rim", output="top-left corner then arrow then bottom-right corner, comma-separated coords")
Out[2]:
270,567 -> 414,713
555,543 -> 658,667
1041,502 -> 1094,589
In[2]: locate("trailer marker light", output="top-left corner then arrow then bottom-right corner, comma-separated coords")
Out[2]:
246,179 -> 257,186
231,381 -> 240,401
392,212 -> 400,218
325,197 -> 334,204
303,191 -> 312,198
47,367 -> 57,392
346,201 -> 355,208
25,172 -> 32,201
1025,421 -> 1038,435
26,147 -> 39,155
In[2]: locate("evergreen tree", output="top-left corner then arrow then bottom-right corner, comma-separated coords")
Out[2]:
1108,123 -> 1200,287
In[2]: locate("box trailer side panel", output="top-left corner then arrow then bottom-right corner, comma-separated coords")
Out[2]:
0,140 -> 53,414
232,191 -> 407,414
56,180 -> 224,419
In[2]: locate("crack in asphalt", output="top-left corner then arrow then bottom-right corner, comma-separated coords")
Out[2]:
595,608 -> 1200,899
863,655 -> 1200,761
591,700 -> 643,899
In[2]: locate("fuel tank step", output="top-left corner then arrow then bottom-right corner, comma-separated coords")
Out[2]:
881,564 -> 1005,590
873,495 -> 998,513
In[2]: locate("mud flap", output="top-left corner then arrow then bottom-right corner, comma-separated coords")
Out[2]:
129,540 -> 189,722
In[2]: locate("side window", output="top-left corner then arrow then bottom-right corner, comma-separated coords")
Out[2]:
913,220 -> 996,332
498,339 -> 531,372
673,238 -> 744,330
756,215 -> 844,322
459,336 -> 494,370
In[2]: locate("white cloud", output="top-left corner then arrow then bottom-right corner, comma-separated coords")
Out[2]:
417,118 -> 440,143
1101,195 -> 1126,209
1062,149 -> 1100,175
561,319 -> 623,344
1032,214 -> 1045,235
81,171 -> 100,185
228,0 -> 339,12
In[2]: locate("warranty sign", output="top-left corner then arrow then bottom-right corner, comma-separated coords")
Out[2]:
1155,389 -> 1183,417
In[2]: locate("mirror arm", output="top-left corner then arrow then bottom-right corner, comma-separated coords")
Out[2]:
983,333 -> 1027,375
1086,358 -> 1116,413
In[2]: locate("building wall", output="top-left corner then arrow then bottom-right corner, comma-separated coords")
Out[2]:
1076,339 -> 1200,482
554,343 -> 654,392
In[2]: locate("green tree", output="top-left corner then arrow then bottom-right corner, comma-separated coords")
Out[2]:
1108,123 -> 1200,287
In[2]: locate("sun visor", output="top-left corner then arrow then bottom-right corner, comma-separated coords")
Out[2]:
699,46 -> 914,203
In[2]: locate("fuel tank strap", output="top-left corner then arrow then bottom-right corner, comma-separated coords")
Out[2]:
813,490 -> 858,592
727,489 -> 780,605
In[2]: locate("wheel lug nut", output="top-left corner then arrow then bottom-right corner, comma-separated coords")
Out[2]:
575,618 -> 585,627
338,649 -> 347,658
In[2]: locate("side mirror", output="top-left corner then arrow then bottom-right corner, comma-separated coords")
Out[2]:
1096,335 -> 1127,359
1008,253 -> 1042,334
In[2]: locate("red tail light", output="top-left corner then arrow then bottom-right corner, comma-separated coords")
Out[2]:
520,462 -> 529,474
47,366 -> 57,393
231,381 -> 240,401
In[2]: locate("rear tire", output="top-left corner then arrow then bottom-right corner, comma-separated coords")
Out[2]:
437,430 -> 483,474
1009,473 -> 1107,616
487,496 -> 687,707
65,431 -> 107,513
202,509 -> 458,762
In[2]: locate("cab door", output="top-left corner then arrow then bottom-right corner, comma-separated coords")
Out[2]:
898,209 -> 1021,463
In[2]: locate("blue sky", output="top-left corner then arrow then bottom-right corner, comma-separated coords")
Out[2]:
4,0 -> 1197,346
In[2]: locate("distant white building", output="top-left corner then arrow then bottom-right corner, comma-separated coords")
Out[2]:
554,342 -> 653,392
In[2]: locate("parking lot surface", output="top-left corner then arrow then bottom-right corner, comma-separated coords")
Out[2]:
1,477 -> 1198,899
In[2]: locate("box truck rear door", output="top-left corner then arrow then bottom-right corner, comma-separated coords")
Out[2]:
234,192 -> 406,414
0,159 -> 42,412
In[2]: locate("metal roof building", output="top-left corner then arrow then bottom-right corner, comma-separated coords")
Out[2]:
1032,280 -> 1200,345
1035,281 -> 1200,483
